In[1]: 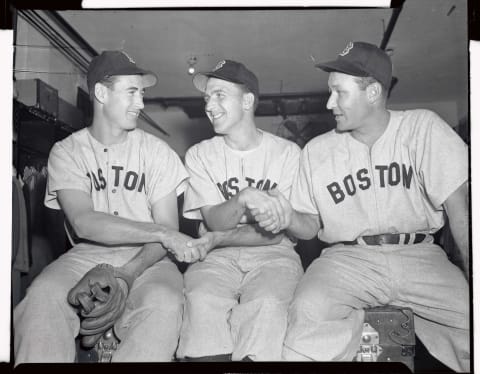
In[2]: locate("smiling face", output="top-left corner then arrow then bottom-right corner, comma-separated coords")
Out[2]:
203,77 -> 249,135
100,75 -> 145,131
326,72 -> 372,133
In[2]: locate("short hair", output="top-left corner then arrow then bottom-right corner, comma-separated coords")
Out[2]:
89,75 -> 120,100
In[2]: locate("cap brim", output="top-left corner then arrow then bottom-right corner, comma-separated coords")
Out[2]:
140,72 -> 157,88
192,72 -> 245,93
112,67 -> 158,88
315,59 -> 368,78
192,73 -> 209,93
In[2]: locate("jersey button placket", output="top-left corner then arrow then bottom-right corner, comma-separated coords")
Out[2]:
108,150 -> 119,217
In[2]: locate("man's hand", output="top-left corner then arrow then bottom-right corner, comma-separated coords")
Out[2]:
238,187 -> 285,228
195,222 -> 219,257
161,230 -> 214,263
67,264 -> 133,347
248,188 -> 293,234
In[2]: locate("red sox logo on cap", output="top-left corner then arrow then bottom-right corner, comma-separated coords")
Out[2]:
339,42 -> 354,56
121,51 -> 136,64
214,60 -> 226,71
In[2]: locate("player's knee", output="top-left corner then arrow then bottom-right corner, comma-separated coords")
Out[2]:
26,273 -> 71,306
15,275 -> 77,333
250,294 -> 291,314
248,296 -> 291,326
184,289 -> 222,314
139,283 -> 183,313
183,273 -> 219,294
289,288 -> 340,322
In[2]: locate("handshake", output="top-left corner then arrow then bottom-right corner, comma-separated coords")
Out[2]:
239,187 -> 293,234
161,225 -> 216,264
161,187 -> 292,263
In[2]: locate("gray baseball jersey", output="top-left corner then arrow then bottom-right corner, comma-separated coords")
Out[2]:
45,127 -> 188,224
183,129 -> 301,224
290,109 -> 468,243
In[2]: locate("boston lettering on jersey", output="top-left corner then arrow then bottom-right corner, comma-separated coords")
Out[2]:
87,166 -> 146,192
217,177 -> 278,200
327,162 -> 413,204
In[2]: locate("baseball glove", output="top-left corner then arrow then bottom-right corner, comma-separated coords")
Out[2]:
68,263 -> 134,347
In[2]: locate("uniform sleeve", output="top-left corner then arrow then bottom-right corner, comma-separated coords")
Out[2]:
417,111 -> 468,208
278,143 -> 301,198
290,143 -> 320,215
183,146 -> 225,220
147,141 -> 189,206
44,142 -> 92,210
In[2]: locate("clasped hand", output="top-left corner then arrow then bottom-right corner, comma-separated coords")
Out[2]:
241,188 -> 292,234
161,230 -> 215,263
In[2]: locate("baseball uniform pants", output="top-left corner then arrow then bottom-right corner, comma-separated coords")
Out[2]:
176,244 -> 303,361
282,242 -> 470,372
14,243 -> 183,364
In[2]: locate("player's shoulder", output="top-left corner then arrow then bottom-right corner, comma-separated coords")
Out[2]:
261,130 -> 301,154
130,128 -> 175,152
395,108 -> 443,122
50,127 -> 90,153
131,127 -> 165,145
299,129 -> 345,163
393,108 -> 451,135
186,136 -> 223,157
304,129 -> 340,150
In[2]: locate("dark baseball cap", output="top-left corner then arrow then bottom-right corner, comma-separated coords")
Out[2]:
316,41 -> 392,89
87,50 -> 158,93
193,59 -> 259,98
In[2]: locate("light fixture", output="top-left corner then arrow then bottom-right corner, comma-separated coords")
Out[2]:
187,56 -> 198,75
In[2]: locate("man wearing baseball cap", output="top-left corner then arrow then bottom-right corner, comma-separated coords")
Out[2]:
176,60 -> 303,361
14,50 -> 210,363
252,41 -> 470,371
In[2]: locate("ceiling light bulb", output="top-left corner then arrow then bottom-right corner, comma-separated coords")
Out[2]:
187,55 -> 198,75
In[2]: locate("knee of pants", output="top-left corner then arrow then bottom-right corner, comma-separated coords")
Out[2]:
289,288 -> 345,322
134,283 -> 183,315
25,273 -> 73,308
246,294 -> 290,312
184,289 -> 229,315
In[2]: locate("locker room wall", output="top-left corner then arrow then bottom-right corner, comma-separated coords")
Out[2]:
13,11 -> 468,159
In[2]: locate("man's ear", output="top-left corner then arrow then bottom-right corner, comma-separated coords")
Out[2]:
243,92 -> 255,110
366,82 -> 383,103
94,82 -> 108,103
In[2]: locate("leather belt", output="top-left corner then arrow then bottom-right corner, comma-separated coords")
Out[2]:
341,233 -> 428,246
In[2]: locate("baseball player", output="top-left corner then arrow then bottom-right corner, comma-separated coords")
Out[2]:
252,42 -> 469,372
175,60 -> 304,361
14,50 -> 209,363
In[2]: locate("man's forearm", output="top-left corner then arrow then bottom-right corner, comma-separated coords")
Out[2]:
286,210 -> 321,240
212,224 -> 284,248
118,242 -> 168,280
202,193 -> 246,231
71,211 -> 173,246
444,182 -> 470,279
449,215 -> 470,279
205,187 -> 286,232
